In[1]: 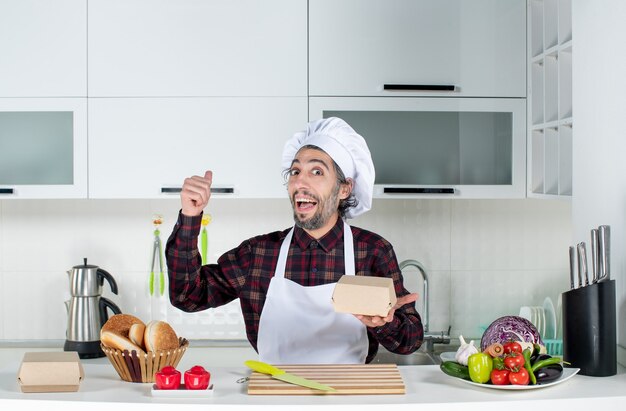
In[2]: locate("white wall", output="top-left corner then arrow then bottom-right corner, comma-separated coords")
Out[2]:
0,198 -> 571,343
572,0 -> 626,365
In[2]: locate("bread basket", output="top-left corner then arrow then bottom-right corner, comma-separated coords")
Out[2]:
101,337 -> 189,383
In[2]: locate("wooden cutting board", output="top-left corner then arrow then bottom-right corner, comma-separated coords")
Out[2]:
247,364 -> 405,395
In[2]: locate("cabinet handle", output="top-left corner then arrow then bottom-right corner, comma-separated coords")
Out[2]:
161,187 -> 235,194
0,188 -> 15,195
383,84 -> 456,91
383,187 -> 455,194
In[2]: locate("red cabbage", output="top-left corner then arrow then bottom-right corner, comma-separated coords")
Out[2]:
480,315 -> 543,351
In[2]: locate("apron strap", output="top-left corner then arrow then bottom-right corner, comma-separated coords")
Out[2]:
343,221 -> 355,276
274,227 -> 294,279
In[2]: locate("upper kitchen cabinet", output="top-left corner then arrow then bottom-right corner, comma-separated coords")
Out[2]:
87,0 -> 307,97
528,0 -> 573,198
311,97 -> 527,199
0,0 -> 87,97
0,98 -> 88,198
309,0 -> 526,98
88,97 -> 307,199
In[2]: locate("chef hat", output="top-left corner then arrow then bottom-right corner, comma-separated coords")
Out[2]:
282,117 -> 375,219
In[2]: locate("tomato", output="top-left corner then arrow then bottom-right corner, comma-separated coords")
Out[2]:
467,353 -> 493,384
503,341 -> 523,354
490,369 -> 510,385
503,352 -> 525,370
508,367 -> 530,385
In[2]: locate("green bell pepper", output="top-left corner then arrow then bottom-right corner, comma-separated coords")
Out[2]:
467,352 -> 493,384
523,348 -> 537,385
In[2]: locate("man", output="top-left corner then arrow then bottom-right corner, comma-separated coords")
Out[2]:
166,117 -> 423,364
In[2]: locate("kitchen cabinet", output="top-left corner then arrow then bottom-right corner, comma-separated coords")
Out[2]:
87,0 -> 309,198
309,0 -> 526,98
88,97 -> 307,199
310,97 -> 527,199
0,98 -> 88,198
0,0 -> 86,97
528,0 -> 573,198
87,0 -> 307,97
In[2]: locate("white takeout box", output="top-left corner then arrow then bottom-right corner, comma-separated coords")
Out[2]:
17,351 -> 84,393
332,275 -> 397,317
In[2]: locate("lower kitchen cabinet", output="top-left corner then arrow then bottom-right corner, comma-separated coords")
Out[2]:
88,97 -> 308,199
0,98 -> 88,198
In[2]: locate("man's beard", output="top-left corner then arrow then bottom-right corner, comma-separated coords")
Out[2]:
291,183 -> 341,231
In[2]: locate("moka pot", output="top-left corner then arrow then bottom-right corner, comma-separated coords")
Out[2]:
64,258 -> 122,359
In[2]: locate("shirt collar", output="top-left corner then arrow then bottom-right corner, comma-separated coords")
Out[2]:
293,218 -> 344,253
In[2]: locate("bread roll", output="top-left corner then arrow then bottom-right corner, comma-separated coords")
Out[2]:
101,330 -> 146,355
144,320 -> 179,352
128,323 -> 146,348
100,314 -> 145,340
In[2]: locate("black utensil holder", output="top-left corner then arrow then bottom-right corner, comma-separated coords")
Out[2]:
562,280 -> 616,376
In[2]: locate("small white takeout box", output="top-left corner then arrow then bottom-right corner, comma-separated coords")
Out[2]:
332,275 -> 397,317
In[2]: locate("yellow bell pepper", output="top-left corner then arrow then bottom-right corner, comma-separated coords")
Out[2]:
467,352 -> 493,383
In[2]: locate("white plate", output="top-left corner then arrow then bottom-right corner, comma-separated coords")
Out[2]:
447,368 -> 579,390
532,306 -> 545,338
519,306 -> 532,322
440,352 -> 457,362
543,297 -> 557,340
151,384 -> 214,397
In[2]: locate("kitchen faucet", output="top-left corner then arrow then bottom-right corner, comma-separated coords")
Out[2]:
399,259 -> 450,353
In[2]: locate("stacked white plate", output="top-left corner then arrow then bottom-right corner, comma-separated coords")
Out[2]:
518,306 -> 533,325
519,297 -> 557,340
543,297 -> 557,340
518,306 -> 544,339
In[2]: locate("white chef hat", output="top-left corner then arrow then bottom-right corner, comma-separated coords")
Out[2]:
282,117 -> 375,219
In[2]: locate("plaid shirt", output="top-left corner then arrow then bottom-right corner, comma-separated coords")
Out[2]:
166,212 -> 423,363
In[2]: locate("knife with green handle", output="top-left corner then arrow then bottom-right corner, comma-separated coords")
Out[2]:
244,360 -> 336,392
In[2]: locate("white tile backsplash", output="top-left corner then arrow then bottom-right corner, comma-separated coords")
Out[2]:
0,268 -> 3,339
451,199 -> 572,270
0,198 -> 572,342
0,198 -> 3,338
356,199 -> 452,270
1,271 -> 68,339
450,269 -> 568,339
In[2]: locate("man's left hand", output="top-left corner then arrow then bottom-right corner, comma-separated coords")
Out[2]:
354,293 -> 418,328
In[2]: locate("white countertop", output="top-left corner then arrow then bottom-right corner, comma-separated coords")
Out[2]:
1,346 -> 625,411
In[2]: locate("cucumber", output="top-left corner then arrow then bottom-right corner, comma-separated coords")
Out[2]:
440,361 -> 471,380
